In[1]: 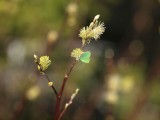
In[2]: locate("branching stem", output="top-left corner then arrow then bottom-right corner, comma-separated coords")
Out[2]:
54,60 -> 77,120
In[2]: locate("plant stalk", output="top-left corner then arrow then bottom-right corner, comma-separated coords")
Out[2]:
54,60 -> 77,120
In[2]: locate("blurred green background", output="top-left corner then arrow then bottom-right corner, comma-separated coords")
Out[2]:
0,0 -> 160,120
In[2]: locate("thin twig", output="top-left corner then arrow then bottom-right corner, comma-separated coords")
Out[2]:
35,61 -> 59,98
58,89 -> 79,120
43,72 -> 59,98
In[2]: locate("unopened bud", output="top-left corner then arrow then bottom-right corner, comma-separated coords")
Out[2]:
76,88 -> 79,93
34,54 -> 38,59
94,15 -> 100,20
65,103 -> 69,108
48,82 -> 53,87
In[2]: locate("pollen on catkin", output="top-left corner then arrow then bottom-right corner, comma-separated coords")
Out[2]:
79,15 -> 105,46
71,48 -> 83,60
38,56 -> 51,71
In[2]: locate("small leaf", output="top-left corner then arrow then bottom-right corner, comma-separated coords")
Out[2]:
80,51 -> 91,63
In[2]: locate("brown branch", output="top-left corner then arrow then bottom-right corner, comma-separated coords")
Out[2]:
43,72 -> 59,98
54,97 -> 61,120
35,60 -> 59,98
54,60 -> 77,120
59,60 -> 77,98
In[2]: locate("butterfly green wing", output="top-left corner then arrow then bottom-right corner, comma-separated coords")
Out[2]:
80,51 -> 91,63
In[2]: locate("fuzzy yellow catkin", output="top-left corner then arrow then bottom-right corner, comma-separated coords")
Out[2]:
71,48 -> 83,60
79,15 -> 105,46
38,56 -> 51,71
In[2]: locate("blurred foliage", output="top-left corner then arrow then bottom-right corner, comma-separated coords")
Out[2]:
0,0 -> 69,37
